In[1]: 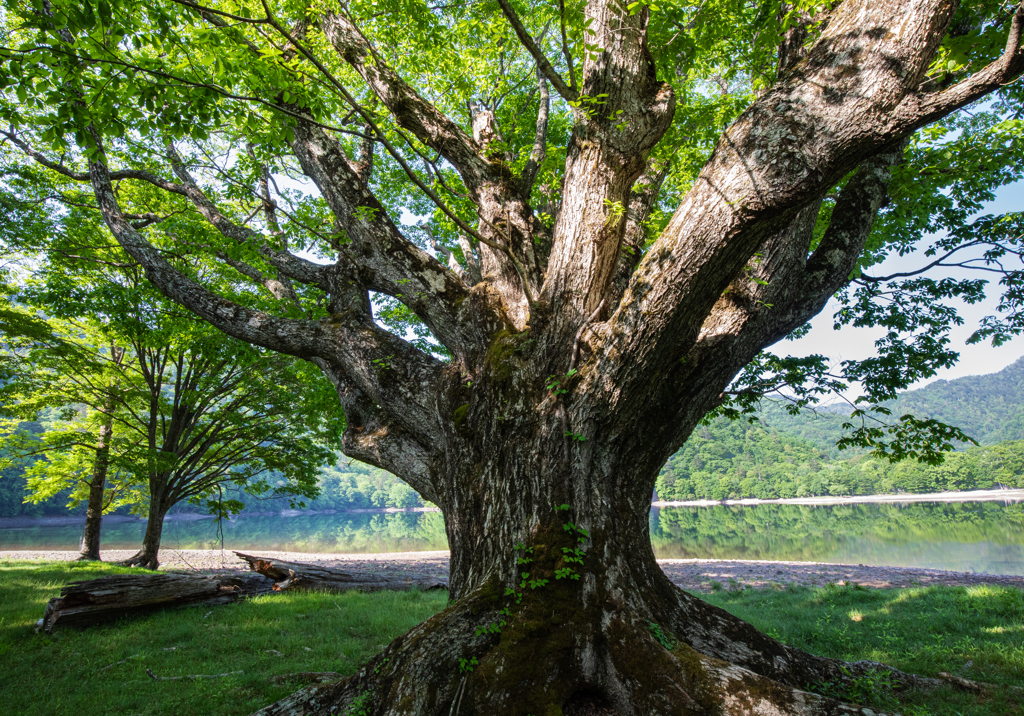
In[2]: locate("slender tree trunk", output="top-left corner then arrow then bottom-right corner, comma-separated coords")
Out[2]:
78,407 -> 114,561
121,487 -> 168,570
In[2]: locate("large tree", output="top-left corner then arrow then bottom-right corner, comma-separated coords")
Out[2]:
3,0 -> 1024,712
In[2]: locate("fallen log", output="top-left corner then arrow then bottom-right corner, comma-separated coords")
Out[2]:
233,552 -> 448,593
40,572 -> 273,633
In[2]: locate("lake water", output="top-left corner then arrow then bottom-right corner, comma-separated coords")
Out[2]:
2,500 -> 1023,575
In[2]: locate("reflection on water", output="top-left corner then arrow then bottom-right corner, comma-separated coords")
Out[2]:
2,501 -> 1023,575
0,511 -> 449,554
650,501 -> 1024,575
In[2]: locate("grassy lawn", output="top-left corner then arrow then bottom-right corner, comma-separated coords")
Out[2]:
0,560 -> 447,716
703,582 -> 1024,715
1,561 -> 1021,715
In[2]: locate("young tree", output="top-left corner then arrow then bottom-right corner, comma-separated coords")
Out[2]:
0,336 -> 130,560
3,0 -> 1024,712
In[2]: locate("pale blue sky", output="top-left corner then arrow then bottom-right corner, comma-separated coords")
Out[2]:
785,180 -> 1024,392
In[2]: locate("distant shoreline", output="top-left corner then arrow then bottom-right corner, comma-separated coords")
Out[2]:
652,487 -> 1024,508
0,505 -> 441,529
3,489 -> 1021,529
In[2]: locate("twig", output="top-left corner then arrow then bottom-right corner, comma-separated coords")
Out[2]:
449,675 -> 468,716
270,672 -> 342,685
938,671 -> 1024,696
102,654 -> 141,670
146,667 -> 243,681
169,549 -> 201,572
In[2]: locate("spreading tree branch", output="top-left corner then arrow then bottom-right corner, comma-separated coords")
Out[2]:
495,0 -> 578,102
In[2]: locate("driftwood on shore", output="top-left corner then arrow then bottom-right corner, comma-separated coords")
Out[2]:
233,552 -> 448,593
40,572 -> 273,633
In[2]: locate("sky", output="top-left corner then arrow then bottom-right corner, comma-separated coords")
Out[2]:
784,180 -> 1024,393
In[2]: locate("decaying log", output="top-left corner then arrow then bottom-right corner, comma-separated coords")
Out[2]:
40,572 -> 273,633
234,552 -> 448,593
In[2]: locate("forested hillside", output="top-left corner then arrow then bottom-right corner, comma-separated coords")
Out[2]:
5,359 -> 1024,518
759,357 -> 1024,455
654,358 -> 1024,502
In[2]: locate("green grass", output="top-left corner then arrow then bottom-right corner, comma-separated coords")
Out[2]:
704,582 -> 1024,715
1,562 -> 1021,715
0,560 -> 447,716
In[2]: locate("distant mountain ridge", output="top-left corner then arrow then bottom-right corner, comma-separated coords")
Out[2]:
757,357 -> 1024,455
653,357 -> 1024,502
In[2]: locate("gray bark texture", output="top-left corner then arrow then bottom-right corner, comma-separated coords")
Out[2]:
234,552 -> 448,593
53,0 -> 1024,712
77,407 -> 113,561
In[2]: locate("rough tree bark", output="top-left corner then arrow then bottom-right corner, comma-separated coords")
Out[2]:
78,404 -> 113,561
120,488 -> 169,570
79,345 -> 123,562
22,0 -> 1024,712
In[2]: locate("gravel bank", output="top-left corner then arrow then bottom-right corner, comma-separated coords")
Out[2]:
3,549 -> 1022,593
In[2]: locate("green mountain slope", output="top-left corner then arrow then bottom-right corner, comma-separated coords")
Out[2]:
754,357 -> 1024,454
655,357 -> 1024,501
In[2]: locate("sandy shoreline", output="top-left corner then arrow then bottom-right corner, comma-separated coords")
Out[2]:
3,548 -> 1022,594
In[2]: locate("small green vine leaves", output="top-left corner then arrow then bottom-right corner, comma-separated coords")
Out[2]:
346,690 -> 373,716
565,430 -> 587,442
545,368 -> 577,398
555,509 -> 589,580
514,542 -> 534,566
646,620 -> 678,650
603,198 -> 625,227
458,656 -> 479,674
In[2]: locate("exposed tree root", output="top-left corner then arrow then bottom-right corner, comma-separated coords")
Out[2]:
249,576 -> 924,716
119,551 -> 160,570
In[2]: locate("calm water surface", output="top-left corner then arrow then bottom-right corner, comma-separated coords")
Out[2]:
2,501 -> 1023,575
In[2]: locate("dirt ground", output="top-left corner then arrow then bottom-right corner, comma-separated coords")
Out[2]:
4,549 -> 1023,593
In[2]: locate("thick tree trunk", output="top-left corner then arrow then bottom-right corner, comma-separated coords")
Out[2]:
121,497 -> 168,570
255,396 -> 934,716
78,408 -> 114,561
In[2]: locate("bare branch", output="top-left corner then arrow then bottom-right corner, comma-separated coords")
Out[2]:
288,118 -> 486,356
316,10 -> 497,192
495,0 -> 578,102
520,68 -> 550,191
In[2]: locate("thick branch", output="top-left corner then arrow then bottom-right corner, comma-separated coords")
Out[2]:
87,151 -> 446,447
164,144 -> 329,290
591,0 -> 964,417
288,117 -> 489,358
318,11 -> 497,193
311,358 -> 438,502
520,68 -> 550,191
896,1 -> 1024,127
